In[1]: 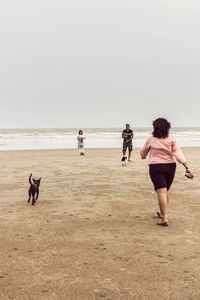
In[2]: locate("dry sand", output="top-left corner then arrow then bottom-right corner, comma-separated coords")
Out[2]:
0,148 -> 200,300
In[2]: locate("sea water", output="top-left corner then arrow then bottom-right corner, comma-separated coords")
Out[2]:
0,128 -> 200,151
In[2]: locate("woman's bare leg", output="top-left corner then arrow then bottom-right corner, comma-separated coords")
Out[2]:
156,188 -> 169,223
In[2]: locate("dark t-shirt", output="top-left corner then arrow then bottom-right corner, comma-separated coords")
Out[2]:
122,129 -> 133,143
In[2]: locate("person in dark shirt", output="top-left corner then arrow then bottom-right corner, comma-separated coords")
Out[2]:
122,124 -> 134,161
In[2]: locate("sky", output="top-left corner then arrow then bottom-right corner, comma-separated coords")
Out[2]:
0,0 -> 200,128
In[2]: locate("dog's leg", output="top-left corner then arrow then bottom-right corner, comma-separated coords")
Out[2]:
36,190 -> 39,201
27,191 -> 31,203
32,193 -> 36,205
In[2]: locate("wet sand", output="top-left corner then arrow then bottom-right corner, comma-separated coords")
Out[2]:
0,148 -> 200,300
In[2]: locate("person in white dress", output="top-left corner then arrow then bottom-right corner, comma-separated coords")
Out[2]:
77,130 -> 86,155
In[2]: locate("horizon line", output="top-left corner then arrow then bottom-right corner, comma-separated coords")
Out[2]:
0,126 -> 200,130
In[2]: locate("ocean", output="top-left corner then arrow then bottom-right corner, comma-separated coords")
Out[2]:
0,128 -> 200,151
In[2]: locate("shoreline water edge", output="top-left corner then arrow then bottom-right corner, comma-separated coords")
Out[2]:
0,127 -> 200,151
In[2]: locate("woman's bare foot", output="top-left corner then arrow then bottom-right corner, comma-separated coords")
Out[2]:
157,220 -> 169,226
157,211 -> 164,219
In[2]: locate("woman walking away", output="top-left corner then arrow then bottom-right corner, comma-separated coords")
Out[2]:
140,118 -> 193,226
77,130 -> 86,155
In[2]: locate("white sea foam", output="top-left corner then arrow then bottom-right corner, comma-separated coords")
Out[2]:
0,128 -> 200,151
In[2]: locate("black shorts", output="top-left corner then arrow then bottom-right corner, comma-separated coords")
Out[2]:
123,141 -> 132,152
149,163 -> 176,191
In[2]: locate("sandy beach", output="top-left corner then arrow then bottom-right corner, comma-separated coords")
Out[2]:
0,148 -> 200,300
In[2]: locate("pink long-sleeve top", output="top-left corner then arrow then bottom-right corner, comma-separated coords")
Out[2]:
140,135 -> 186,165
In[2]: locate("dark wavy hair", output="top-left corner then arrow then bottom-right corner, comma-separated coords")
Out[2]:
152,118 -> 171,138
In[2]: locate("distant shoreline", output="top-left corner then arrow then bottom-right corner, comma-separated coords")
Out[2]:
1,127 -> 200,150
0,146 -> 199,153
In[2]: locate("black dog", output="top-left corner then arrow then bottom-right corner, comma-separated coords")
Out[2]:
27,173 -> 41,205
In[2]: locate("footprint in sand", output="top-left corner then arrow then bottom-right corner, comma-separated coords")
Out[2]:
94,290 -> 109,298
114,256 -> 122,260
135,215 -> 142,220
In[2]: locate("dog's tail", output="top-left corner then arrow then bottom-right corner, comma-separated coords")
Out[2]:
29,173 -> 33,185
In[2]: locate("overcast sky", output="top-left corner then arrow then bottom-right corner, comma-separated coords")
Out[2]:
0,0 -> 200,128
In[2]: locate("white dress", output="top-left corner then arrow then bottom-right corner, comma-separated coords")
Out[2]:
77,134 -> 85,149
